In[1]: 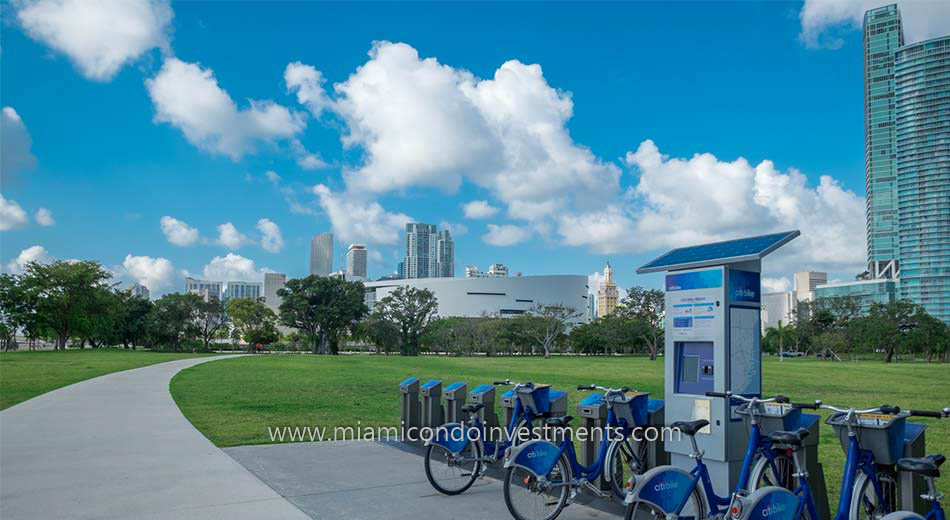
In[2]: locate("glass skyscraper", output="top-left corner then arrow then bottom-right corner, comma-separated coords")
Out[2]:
863,5 -> 903,279
894,36 -> 950,323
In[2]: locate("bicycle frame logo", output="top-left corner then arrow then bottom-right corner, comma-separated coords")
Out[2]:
762,503 -> 787,517
654,480 -> 679,492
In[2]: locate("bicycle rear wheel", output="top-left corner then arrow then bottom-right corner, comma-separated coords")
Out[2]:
424,441 -> 481,495
850,468 -> 899,520
503,456 -> 570,520
607,437 -> 648,500
749,451 -> 796,490
624,487 -> 705,520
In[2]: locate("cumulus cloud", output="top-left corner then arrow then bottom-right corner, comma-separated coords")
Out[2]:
483,224 -> 531,247
200,253 -> 269,282
146,57 -> 305,160
256,218 -> 284,253
312,184 -> 412,245
1,107 -> 37,184
0,194 -> 30,231
265,170 -> 281,184
122,254 -> 175,290
35,207 -> 54,226
439,220 -> 468,237
160,216 -> 199,246
215,222 -> 252,250
14,0 -> 173,81
559,140 -> 867,275
285,61 -> 333,116
799,0 -> 950,49
463,200 -> 500,219
5,245 -> 50,274
762,277 -> 792,294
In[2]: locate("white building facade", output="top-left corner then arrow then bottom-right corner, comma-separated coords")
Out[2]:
264,273 -> 287,312
761,291 -> 797,334
793,271 -> 827,302
346,244 -> 368,280
310,233 -> 333,276
223,281 -> 262,301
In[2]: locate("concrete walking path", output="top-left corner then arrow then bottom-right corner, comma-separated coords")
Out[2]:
0,355 -> 310,520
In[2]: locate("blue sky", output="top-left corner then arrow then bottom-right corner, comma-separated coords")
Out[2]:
3,0 -> 948,296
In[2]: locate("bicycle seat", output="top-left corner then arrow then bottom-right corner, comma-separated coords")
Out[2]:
671,419 -> 709,436
461,403 -> 484,414
545,416 -> 573,428
768,428 -> 809,448
897,454 -> 945,478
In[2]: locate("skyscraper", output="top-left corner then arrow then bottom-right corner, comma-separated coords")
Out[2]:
403,223 -> 437,279
863,4 -> 903,280
894,36 -> 950,323
222,281 -> 261,301
264,273 -> 287,312
793,271 -> 827,302
597,260 -> 618,317
310,233 -> 333,276
346,244 -> 368,280
436,230 -> 455,277
128,282 -> 150,300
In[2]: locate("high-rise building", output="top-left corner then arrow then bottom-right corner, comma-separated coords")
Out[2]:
129,282 -> 150,300
761,291 -> 797,334
185,277 -> 222,299
403,223 -> 437,279
596,260 -> 619,317
263,273 -> 287,312
346,244 -> 368,280
465,263 -> 509,278
310,233 -> 333,276
588,293 -> 597,321
437,230 -> 455,277
793,271 -> 827,302
223,281 -> 261,301
894,36 -> 950,323
863,4 -> 904,280
815,279 -> 898,314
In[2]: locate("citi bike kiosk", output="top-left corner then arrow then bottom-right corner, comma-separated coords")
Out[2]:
637,230 -> 825,510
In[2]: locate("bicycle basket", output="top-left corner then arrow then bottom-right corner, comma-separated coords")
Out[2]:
825,411 -> 907,465
606,392 -> 649,428
736,401 -> 802,435
515,384 -> 551,415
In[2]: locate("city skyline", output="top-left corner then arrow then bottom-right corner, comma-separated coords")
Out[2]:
4,1 -> 950,306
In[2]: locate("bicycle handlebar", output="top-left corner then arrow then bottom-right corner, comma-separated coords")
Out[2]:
793,400 -> 899,415
705,392 -> 790,404
579,384 -> 632,394
910,409 -> 943,418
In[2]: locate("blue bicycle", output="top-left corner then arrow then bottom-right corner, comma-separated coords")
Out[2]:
501,384 -> 650,520
623,392 -> 801,520
878,408 -> 949,520
423,380 -> 554,495
724,403 -> 946,520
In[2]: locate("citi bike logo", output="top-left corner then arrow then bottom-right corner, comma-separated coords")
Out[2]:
762,503 -> 787,517
526,448 -> 546,459
654,480 -> 679,492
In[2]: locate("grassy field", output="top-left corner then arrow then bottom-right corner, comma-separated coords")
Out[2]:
171,354 -> 950,505
0,348 -> 213,410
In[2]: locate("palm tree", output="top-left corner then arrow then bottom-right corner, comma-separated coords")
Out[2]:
766,320 -> 796,362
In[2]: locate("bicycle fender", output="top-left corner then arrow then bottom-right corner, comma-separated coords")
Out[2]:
879,513 -> 926,520
427,423 -> 471,455
503,439 -> 562,477
737,486 -> 800,520
626,465 -> 697,513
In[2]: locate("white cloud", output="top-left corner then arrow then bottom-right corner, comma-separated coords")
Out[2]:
201,253 -> 269,282
483,224 -> 531,247
265,170 -> 281,184
122,254 -> 175,290
160,215 -> 199,246
285,61 -> 333,116
5,245 -> 50,274
799,0 -> 950,49
587,270 -> 629,302
146,57 -> 305,160
1,107 -> 37,184
35,207 -> 54,226
439,220 -> 468,237
558,140 -> 867,275
463,200 -> 500,219
14,0 -> 173,81
215,222 -> 251,250
762,277 -> 792,294
312,184 -> 412,245
0,194 -> 30,231
256,218 -> 284,253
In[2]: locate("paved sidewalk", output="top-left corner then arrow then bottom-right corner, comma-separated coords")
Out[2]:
0,356 -> 310,520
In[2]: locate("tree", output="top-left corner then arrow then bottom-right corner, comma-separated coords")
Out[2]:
114,291 -> 153,349
148,293 -> 201,351
765,320 -> 796,361
0,274 -> 31,351
22,260 -> 113,350
194,297 -> 228,351
278,275 -> 368,354
227,297 -> 279,350
372,286 -> 438,356
622,287 -> 665,360
519,303 -> 582,358
358,314 -> 400,354
858,300 -> 919,363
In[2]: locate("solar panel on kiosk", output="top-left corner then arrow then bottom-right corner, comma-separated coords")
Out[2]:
637,230 -> 800,273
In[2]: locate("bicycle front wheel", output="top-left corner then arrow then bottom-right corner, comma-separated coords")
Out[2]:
424,441 -> 481,495
850,468 -> 899,520
624,487 -> 705,520
607,437 -> 648,500
503,456 -> 570,520
749,451 -> 796,490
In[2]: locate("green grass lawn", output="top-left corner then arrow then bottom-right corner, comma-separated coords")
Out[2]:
0,348 -> 213,410
171,355 -> 950,506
